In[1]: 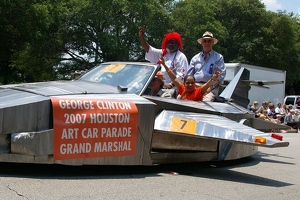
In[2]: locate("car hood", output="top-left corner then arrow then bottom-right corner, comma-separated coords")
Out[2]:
0,80 -> 121,96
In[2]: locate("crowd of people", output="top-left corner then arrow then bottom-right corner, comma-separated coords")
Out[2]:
249,100 -> 300,132
138,26 -> 226,102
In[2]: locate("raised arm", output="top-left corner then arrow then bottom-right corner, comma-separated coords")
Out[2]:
138,25 -> 150,53
159,56 -> 182,89
201,67 -> 223,94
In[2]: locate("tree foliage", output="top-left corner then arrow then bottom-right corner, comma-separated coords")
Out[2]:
58,0 -> 172,74
170,0 -> 226,61
171,0 -> 300,94
0,0 -> 69,83
1,0 -> 300,94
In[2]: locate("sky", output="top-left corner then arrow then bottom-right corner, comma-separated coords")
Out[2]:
261,0 -> 300,15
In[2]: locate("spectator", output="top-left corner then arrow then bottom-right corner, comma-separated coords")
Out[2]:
267,103 -> 276,118
296,97 -> 300,109
282,103 -> 288,115
275,103 -> 284,115
250,100 -> 260,118
187,31 -> 226,101
296,109 -> 300,133
138,26 -> 189,88
275,103 -> 285,123
259,110 -> 281,124
159,56 -> 223,101
287,104 -> 294,112
267,102 -> 284,123
257,101 -> 268,114
284,109 -> 298,129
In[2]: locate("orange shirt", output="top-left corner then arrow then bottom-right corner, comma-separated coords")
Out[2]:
178,84 -> 204,101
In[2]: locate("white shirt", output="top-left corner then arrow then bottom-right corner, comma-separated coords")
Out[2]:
275,107 -> 284,114
145,46 -> 189,84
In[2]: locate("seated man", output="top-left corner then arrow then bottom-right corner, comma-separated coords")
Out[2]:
250,100 -> 260,118
146,71 -> 175,98
284,109 -> 298,129
259,110 -> 281,124
267,103 -> 276,118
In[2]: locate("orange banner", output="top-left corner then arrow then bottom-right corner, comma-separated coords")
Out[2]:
51,97 -> 139,160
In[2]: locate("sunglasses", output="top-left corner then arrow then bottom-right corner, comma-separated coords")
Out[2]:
203,39 -> 213,43
185,81 -> 195,85
151,78 -> 161,82
167,40 -> 178,44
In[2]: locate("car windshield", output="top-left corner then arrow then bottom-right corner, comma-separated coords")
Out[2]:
79,63 -> 157,95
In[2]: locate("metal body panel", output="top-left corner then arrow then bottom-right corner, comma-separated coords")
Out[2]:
0,62 -> 290,166
0,154 -> 53,164
0,81 -> 120,96
0,88 -> 51,134
4,94 -> 156,166
154,110 -> 289,148
151,131 -> 218,151
220,67 -> 251,108
0,81 -> 120,135
11,130 -> 53,156
2,99 -> 51,134
250,118 -> 291,131
222,142 -> 258,160
0,134 -> 9,153
150,152 -> 218,164
144,95 -> 249,116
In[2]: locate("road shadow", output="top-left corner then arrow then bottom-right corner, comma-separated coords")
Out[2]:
0,153 -> 293,188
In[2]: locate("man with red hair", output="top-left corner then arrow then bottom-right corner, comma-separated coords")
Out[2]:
138,26 -> 188,88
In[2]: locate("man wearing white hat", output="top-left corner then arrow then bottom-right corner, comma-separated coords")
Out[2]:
187,31 -> 226,101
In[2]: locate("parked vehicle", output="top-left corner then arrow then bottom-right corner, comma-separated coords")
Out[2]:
284,95 -> 300,108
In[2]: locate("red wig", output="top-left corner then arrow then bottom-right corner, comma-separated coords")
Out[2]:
161,32 -> 183,56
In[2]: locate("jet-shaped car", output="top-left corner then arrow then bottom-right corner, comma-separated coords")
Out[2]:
0,62 -> 289,166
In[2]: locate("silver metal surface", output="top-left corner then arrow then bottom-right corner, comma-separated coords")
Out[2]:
0,88 -> 51,134
0,80 -> 120,96
154,110 -> 289,147
0,62 -> 290,166
11,130 -> 53,156
151,130 -> 218,151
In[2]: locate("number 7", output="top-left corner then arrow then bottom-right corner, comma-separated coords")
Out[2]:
180,120 -> 187,129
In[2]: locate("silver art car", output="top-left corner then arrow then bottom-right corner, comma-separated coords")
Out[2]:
0,62 -> 289,166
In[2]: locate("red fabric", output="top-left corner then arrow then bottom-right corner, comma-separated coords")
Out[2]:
178,84 -> 204,101
161,32 -> 183,56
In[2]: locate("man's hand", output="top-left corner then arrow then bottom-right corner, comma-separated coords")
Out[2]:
138,25 -> 146,37
158,55 -> 165,65
211,66 -> 224,81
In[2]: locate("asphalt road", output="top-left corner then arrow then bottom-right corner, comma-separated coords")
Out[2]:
0,133 -> 299,200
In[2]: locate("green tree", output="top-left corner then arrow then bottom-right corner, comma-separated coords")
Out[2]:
0,0 -> 69,83
1,0 -> 173,83
213,0 -> 300,94
0,0 -> 35,83
171,0 -> 300,94
171,0 -> 226,61
1,0 -> 300,93
58,0 -> 173,74
262,12 -> 300,94
213,0 -> 268,63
